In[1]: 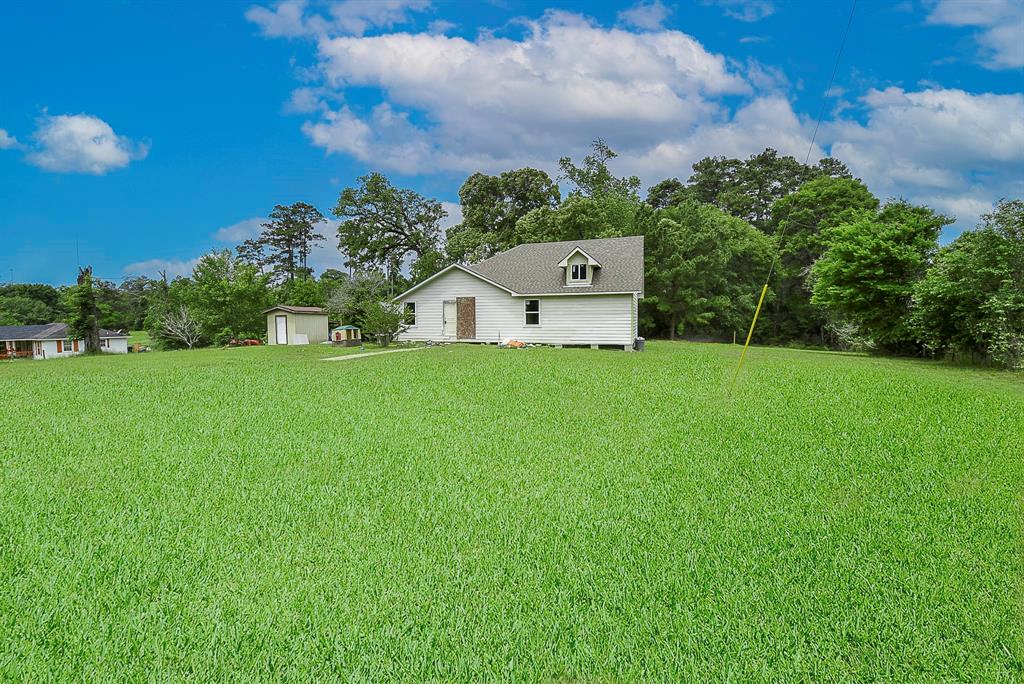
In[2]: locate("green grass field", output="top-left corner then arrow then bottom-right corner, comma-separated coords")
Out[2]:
1,342 -> 1021,681
126,329 -> 152,347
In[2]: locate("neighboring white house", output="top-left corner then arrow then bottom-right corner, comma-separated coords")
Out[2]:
0,323 -> 129,359
394,235 -> 644,350
264,305 -> 329,345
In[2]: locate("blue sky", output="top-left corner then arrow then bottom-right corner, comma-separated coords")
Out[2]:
2,0 -> 1022,286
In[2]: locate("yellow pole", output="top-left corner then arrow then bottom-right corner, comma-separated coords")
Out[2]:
730,283 -> 769,389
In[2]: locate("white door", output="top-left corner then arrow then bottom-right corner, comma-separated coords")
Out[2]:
276,315 -> 288,345
443,300 -> 457,337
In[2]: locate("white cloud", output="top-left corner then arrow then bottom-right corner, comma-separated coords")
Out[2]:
0,129 -> 18,149
255,5 -> 1021,239
927,0 -> 1024,69
27,113 -> 148,174
617,1 -> 671,30
825,87 -> 1024,228
743,58 -> 789,91
300,12 -> 749,177
214,217 -> 265,242
283,87 -> 327,114
329,0 -> 431,36
247,0 -> 431,38
122,257 -> 200,279
307,217 -> 347,273
246,0 -> 321,38
706,0 -> 776,22
427,19 -> 455,34
620,96 -> 821,180
440,201 -> 462,234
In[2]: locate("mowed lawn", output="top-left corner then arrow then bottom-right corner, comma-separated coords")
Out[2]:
0,342 -> 1021,681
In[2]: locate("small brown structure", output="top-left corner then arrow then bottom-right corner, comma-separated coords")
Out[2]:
332,325 -> 362,347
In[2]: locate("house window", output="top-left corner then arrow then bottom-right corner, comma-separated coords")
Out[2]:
525,299 -> 540,325
99,338 -> 109,348
571,263 -> 587,281
404,302 -> 416,326
63,340 -> 73,353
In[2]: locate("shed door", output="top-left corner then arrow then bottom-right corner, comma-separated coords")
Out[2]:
276,315 -> 288,345
443,300 -> 457,337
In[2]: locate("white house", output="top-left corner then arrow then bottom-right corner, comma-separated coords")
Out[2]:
0,323 -> 129,359
394,235 -> 644,350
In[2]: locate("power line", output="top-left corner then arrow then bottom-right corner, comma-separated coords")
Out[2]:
771,0 -> 858,283
731,0 -> 858,389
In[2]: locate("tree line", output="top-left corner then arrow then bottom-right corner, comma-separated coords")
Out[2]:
2,141 -> 1021,368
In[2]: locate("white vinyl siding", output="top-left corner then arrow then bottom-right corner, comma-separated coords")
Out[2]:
39,340 -> 59,358
266,312 -> 329,345
104,337 -> 129,354
395,268 -> 634,345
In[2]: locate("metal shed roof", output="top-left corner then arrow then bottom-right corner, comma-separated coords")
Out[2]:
263,305 -> 327,314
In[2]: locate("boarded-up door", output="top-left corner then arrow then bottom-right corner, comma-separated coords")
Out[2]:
456,297 -> 476,339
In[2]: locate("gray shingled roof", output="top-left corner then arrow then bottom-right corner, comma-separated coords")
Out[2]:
467,235 -> 644,295
0,323 -> 126,341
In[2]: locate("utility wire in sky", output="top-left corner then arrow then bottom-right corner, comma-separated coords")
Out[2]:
730,0 -> 858,390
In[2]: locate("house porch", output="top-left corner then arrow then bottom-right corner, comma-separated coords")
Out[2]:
3,340 -> 38,359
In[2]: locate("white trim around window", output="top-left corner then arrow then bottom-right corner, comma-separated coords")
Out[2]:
524,298 -> 540,325
404,301 -> 417,326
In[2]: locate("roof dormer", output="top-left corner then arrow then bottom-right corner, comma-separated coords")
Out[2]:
558,246 -> 601,286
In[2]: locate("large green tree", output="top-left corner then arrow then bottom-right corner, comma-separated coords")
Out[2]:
117,276 -> 159,330
325,270 -> 391,327
768,176 -> 879,342
446,168 -> 560,263
147,251 -> 271,347
0,284 -> 66,325
642,201 -> 772,340
186,250 -> 272,344
249,202 -> 325,283
276,276 -> 325,308
911,199 -> 1023,368
812,201 -> 951,351
513,194 -> 643,245
645,178 -> 689,209
66,267 -> 101,352
333,173 -> 445,281
559,139 -> 641,200
688,149 -> 852,231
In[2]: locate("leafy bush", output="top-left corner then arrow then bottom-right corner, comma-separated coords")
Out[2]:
360,301 -> 409,347
911,200 -> 1023,369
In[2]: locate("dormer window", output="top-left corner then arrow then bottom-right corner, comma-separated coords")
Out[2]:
558,246 -> 601,286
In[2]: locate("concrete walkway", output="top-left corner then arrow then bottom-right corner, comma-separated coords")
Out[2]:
321,346 -> 430,362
